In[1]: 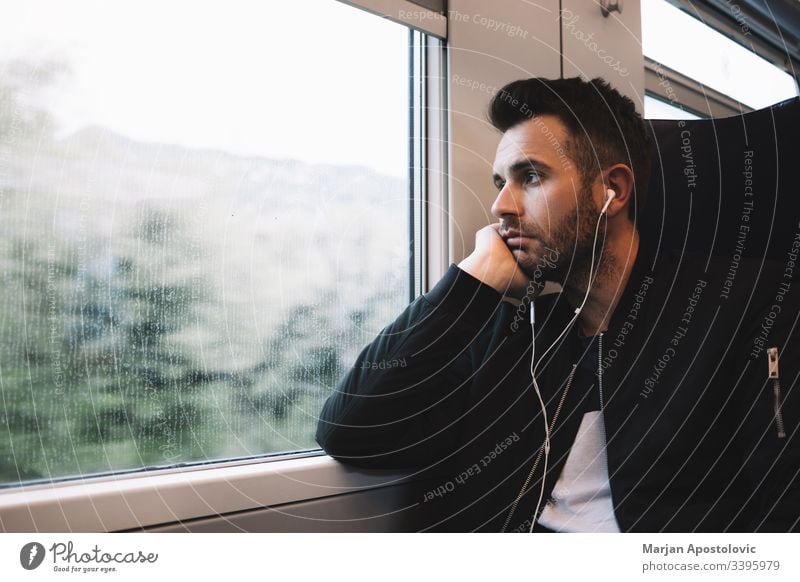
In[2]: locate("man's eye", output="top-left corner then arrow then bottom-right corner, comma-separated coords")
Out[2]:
525,171 -> 541,184
494,180 -> 506,190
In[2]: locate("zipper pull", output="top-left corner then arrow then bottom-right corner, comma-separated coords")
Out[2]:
767,347 -> 779,379
767,347 -> 786,439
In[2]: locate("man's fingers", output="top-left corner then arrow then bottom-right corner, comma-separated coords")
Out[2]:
485,223 -> 504,240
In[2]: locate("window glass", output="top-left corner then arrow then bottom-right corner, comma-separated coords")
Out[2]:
0,0 -> 411,485
644,95 -> 703,119
642,0 -> 798,109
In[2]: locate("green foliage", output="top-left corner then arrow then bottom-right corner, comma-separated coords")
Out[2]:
0,58 -> 407,486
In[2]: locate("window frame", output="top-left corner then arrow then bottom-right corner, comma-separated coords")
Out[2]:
339,0 -> 446,39
644,57 -> 749,118
0,454 -> 415,532
410,29 -> 449,296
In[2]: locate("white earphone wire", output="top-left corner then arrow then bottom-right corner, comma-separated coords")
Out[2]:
526,189 -> 613,533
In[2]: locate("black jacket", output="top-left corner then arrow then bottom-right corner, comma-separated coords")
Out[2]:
316,237 -> 800,532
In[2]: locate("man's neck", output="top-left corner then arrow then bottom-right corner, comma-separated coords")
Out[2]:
564,227 -> 640,338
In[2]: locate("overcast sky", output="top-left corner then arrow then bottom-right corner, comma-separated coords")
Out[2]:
0,0 -> 410,176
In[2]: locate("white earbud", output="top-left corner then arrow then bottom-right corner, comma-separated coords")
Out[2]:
601,188 -> 615,214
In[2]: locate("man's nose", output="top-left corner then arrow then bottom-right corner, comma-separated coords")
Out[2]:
491,184 -> 524,219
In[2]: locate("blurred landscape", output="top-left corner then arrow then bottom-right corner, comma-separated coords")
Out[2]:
0,59 -> 409,485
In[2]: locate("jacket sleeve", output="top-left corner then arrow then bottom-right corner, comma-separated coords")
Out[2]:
315,264 -> 504,470
734,293 -> 800,532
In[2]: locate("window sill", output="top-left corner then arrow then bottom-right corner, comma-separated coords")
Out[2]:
0,453 -> 413,532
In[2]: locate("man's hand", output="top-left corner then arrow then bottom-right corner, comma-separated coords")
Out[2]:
457,223 -> 532,300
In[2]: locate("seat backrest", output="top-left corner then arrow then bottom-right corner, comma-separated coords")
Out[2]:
641,97 -> 799,262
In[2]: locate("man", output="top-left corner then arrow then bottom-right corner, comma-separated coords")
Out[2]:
316,77 -> 799,532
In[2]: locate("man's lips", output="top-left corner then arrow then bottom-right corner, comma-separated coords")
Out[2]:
502,230 -> 532,247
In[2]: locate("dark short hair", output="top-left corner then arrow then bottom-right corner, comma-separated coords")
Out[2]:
488,77 -> 652,226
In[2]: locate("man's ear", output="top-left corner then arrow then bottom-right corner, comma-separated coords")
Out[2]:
603,164 -> 635,219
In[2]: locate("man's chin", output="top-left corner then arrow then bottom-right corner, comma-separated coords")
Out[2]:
515,256 -> 557,284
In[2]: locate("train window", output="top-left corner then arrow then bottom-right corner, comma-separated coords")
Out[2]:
643,95 -> 702,120
0,0 -> 417,487
642,0 -> 798,109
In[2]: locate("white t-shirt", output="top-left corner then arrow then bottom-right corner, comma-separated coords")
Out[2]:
537,410 -> 621,532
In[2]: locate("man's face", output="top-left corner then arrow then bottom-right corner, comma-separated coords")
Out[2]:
491,114 -> 602,285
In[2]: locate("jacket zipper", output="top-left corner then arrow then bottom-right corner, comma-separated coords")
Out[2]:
597,332 -> 619,529
768,347 -> 786,439
501,363 -> 578,532
598,332 -> 609,447
773,379 -> 786,439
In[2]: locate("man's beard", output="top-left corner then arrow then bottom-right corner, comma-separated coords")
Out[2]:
502,188 -> 607,289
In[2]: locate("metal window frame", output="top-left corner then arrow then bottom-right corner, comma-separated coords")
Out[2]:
644,57 -> 751,118
410,31 -> 449,294
0,454 -> 413,532
338,0 -> 446,38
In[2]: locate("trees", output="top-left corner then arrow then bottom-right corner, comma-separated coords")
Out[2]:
0,58 -> 407,484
